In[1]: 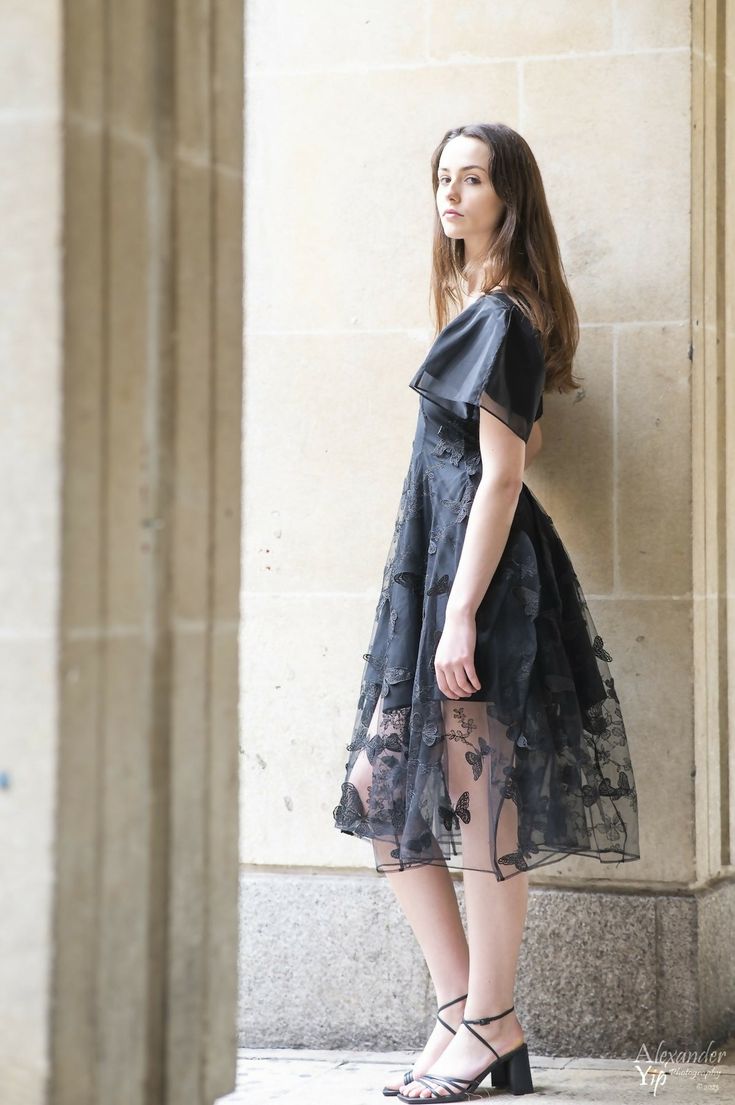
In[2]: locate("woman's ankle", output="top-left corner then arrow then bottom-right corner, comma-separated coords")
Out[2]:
434,986 -> 469,1009
463,1006 -> 524,1041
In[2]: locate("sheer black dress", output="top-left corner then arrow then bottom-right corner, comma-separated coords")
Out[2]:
332,291 -> 640,880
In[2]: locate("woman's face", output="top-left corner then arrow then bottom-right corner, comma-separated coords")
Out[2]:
436,135 -> 504,246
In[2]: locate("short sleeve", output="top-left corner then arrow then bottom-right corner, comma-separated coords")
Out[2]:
408,298 -> 546,443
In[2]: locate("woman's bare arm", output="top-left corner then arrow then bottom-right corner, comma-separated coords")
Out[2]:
444,410 -> 526,622
435,409 -> 529,696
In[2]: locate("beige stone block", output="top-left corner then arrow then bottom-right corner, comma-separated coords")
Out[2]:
108,0 -> 152,137
96,634 -> 151,1102
0,639 -> 57,1080
614,0 -> 691,50
106,133 -> 149,626
168,626 -> 209,1098
0,2 -> 61,111
214,0 -> 244,173
242,330 -> 419,595
430,0 -> 612,59
212,169 -> 243,622
240,592 -> 376,870
523,51 -> 690,322
245,0 -> 427,71
244,61 -> 518,329
173,159 -> 213,621
63,120 -> 105,630
0,120 -> 61,631
618,323 -> 691,594
54,637 -> 102,1102
527,325 -> 615,594
203,625 -> 240,1101
165,627 -> 237,1100
64,0 -> 104,120
176,0 -> 212,157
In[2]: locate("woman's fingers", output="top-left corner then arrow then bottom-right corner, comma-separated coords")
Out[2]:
436,668 -> 460,699
436,662 -> 481,698
464,663 -> 482,693
453,664 -> 481,696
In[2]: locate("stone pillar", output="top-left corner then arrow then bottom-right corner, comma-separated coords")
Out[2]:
0,2 -> 243,1102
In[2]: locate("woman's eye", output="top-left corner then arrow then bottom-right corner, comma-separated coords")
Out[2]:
438,176 -> 480,185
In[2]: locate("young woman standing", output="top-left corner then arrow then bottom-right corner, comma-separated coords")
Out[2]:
332,122 -> 640,1102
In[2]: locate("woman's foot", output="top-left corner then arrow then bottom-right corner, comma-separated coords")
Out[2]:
399,1006 -> 525,1099
383,994 -> 467,1094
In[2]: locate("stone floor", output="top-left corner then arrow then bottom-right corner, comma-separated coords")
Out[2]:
215,1039 -> 735,1104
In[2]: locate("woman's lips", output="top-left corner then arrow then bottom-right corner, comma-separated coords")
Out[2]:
444,212 -> 463,218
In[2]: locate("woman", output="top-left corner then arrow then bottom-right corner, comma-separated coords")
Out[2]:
332,122 -> 640,1102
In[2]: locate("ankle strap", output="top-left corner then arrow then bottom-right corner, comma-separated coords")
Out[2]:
462,1005 -> 515,1061
435,992 -> 468,1034
437,993 -> 469,1014
463,1004 -> 514,1026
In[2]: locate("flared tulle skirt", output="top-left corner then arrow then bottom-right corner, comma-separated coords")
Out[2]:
332,478 -> 640,881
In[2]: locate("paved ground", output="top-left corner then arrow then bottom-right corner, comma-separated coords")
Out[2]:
215,1040 -> 735,1104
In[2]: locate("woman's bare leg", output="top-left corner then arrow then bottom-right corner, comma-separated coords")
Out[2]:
347,745 -> 470,1091
381,854 -> 469,1003
401,704 -> 529,1099
378,853 -> 470,1091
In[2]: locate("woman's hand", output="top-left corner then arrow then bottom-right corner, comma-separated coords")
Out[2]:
434,608 -> 482,699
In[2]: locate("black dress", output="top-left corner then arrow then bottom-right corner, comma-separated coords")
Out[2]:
332,291 -> 640,880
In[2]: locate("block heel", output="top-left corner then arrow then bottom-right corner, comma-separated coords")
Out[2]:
503,1041 -> 534,1095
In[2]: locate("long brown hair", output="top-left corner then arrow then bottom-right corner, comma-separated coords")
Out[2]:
430,122 -> 581,396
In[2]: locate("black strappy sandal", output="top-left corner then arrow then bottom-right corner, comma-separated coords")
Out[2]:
382,992 -> 468,1097
395,1003 -> 535,1101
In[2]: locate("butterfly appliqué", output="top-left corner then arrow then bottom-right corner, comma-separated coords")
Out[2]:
440,484 -> 475,526
404,830 -> 433,853
332,782 -> 371,839
598,770 -> 632,800
365,729 -> 403,766
393,570 -> 424,593
439,791 -> 471,831
465,736 -> 492,781
362,651 -> 415,697
592,635 -> 613,662
431,425 -> 465,467
427,573 -> 451,596
501,763 -> 522,805
498,843 -> 540,871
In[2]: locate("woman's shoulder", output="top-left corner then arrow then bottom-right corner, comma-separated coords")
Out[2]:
424,291 -> 541,371
408,291 -> 545,437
